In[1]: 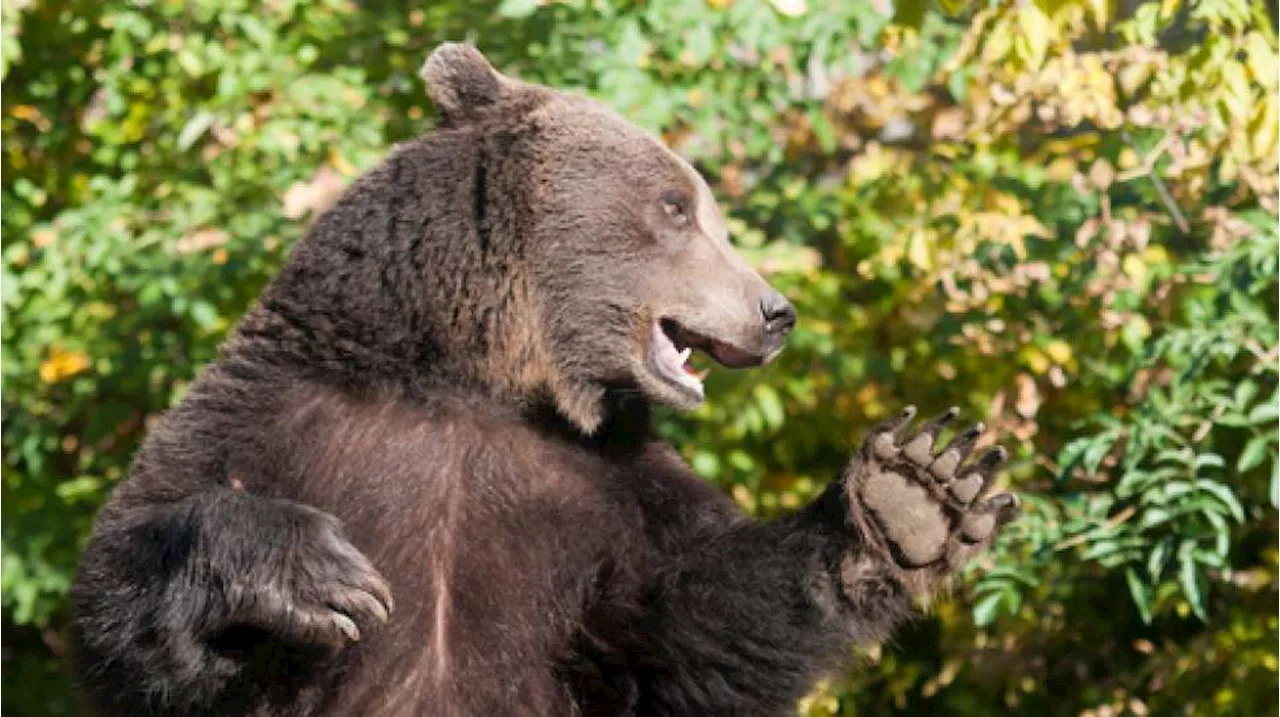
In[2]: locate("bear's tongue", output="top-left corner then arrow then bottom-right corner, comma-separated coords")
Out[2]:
648,320 -> 706,397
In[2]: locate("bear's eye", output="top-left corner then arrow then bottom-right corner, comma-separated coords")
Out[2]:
659,191 -> 691,227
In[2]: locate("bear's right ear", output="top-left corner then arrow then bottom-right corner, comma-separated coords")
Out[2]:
421,43 -> 512,125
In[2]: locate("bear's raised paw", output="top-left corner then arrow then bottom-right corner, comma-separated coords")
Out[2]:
844,407 -> 1020,572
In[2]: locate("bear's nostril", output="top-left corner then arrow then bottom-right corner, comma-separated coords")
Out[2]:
760,292 -> 797,337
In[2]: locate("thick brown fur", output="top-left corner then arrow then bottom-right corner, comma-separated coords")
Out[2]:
70,44 -> 1019,716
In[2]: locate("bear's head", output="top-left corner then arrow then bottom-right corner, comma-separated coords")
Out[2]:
259,44 -> 794,435
420,44 -> 796,432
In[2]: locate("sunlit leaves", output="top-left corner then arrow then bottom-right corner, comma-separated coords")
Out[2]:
1044,226 -> 1278,629
2,0 -> 389,638
0,0 -> 24,81
495,0 -> 540,20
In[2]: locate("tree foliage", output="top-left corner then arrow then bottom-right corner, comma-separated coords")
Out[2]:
2,1 -> 1276,714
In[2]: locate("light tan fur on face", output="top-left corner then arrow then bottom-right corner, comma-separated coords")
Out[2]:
478,276 -> 607,433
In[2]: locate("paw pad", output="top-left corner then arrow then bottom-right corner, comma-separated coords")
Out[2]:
847,407 -> 1019,570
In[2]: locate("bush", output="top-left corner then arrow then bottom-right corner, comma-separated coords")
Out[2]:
3,1 -> 1276,714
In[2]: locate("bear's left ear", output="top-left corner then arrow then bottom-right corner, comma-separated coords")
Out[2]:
421,43 -> 515,125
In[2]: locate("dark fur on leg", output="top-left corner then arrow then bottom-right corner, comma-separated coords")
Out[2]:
562,483 -> 915,715
560,411 -> 1017,715
70,488 -> 390,717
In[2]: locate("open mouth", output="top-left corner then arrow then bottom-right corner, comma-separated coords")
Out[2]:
647,318 -> 762,399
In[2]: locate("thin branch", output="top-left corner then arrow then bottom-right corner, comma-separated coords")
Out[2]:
1053,505 -> 1138,551
1119,128 -> 1190,234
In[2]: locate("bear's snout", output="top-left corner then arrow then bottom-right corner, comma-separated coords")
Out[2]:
759,290 -> 797,342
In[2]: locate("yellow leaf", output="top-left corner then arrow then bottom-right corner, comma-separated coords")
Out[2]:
767,0 -> 805,17
1249,94 -> 1278,160
1021,346 -> 1051,375
1045,339 -> 1073,365
1244,31 -> 1278,91
1085,0 -> 1110,28
1123,315 -> 1152,344
1117,147 -> 1140,170
328,149 -> 359,178
848,144 -> 904,183
981,22 -> 1014,65
1016,5 -> 1053,69
1047,156 -> 1077,182
1117,64 -> 1152,97
1220,62 -> 1253,119
1122,253 -> 1148,285
40,346 -> 90,384
1141,244 -> 1170,265
906,229 -> 932,271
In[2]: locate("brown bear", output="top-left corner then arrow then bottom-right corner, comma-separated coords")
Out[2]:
69,44 -> 1020,716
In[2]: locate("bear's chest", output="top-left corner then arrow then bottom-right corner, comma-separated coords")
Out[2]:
246,398 -> 658,713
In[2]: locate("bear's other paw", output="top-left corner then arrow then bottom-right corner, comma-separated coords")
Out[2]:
844,407 -> 1020,576
219,505 -> 394,654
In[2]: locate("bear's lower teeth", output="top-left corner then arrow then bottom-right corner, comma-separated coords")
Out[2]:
649,320 -> 704,397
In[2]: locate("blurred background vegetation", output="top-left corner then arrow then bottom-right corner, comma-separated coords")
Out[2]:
2,0 -> 1277,714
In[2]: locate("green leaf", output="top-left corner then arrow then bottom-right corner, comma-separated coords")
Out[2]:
1248,401 -> 1279,424
979,566 -> 1041,587
1192,452 -> 1225,471
237,16 -> 274,48
691,451 -> 719,478
1234,379 -> 1258,408
972,591 -> 1004,627
1271,458 -> 1279,508
1157,449 -> 1195,468
1138,507 -> 1171,529
1055,437 -> 1091,481
1178,543 -> 1207,620
1125,568 -> 1153,624
1237,435 -> 1271,472
189,300 -> 218,328
496,0 -> 541,19
177,48 -> 205,77
1082,433 -> 1117,475
1216,413 -> 1253,427
54,475 -> 101,502
753,384 -> 786,431
1147,537 -> 1173,581
177,111 -> 216,151
1144,480 -> 1194,505
892,0 -> 925,27
1080,539 -> 1120,560
1194,480 -> 1245,522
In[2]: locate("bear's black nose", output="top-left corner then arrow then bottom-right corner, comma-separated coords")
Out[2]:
760,292 -> 797,337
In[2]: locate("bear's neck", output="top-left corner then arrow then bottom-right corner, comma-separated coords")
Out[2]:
523,391 -> 656,451
223,291 -> 655,450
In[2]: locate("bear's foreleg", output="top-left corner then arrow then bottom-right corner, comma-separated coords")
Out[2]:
72,488 -> 392,714
586,409 -> 1018,715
